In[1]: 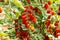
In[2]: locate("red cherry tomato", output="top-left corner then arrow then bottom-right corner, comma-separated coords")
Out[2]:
54,23 -> 58,27
45,19 -> 51,28
22,17 -> 27,21
29,6 -> 33,9
29,15 -> 34,20
22,20 -> 27,24
0,7 -> 3,13
54,21 -> 59,26
16,32 -> 19,37
51,11 -> 55,15
25,22 -> 30,28
46,10 -> 51,14
56,33 -> 60,38
32,17 -> 37,23
48,1 -> 51,5
24,6 -> 29,12
56,28 -> 60,33
27,0 -> 30,3
28,13 -> 33,19
21,13 -> 27,19
44,4 -> 49,9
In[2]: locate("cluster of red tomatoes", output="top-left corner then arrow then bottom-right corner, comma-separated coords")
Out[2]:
14,5 -> 41,40
55,28 -> 60,38
43,1 -> 60,38
55,21 -> 60,38
14,19 -> 30,40
44,1 -> 55,28
20,31 -> 30,40
20,5 -> 41,31
44,1 -> 54,16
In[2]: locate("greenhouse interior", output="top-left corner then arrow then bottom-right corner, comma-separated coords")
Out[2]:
0,0 -> 60,40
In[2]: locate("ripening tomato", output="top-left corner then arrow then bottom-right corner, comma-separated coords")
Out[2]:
29,25 -> 35,31
44,4 -> 49,9
0,7 -> 3,13
48,1 -> 51,5
56,33 -> 60,38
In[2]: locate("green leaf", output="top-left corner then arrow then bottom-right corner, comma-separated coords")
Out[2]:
12,0 -> 24,10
